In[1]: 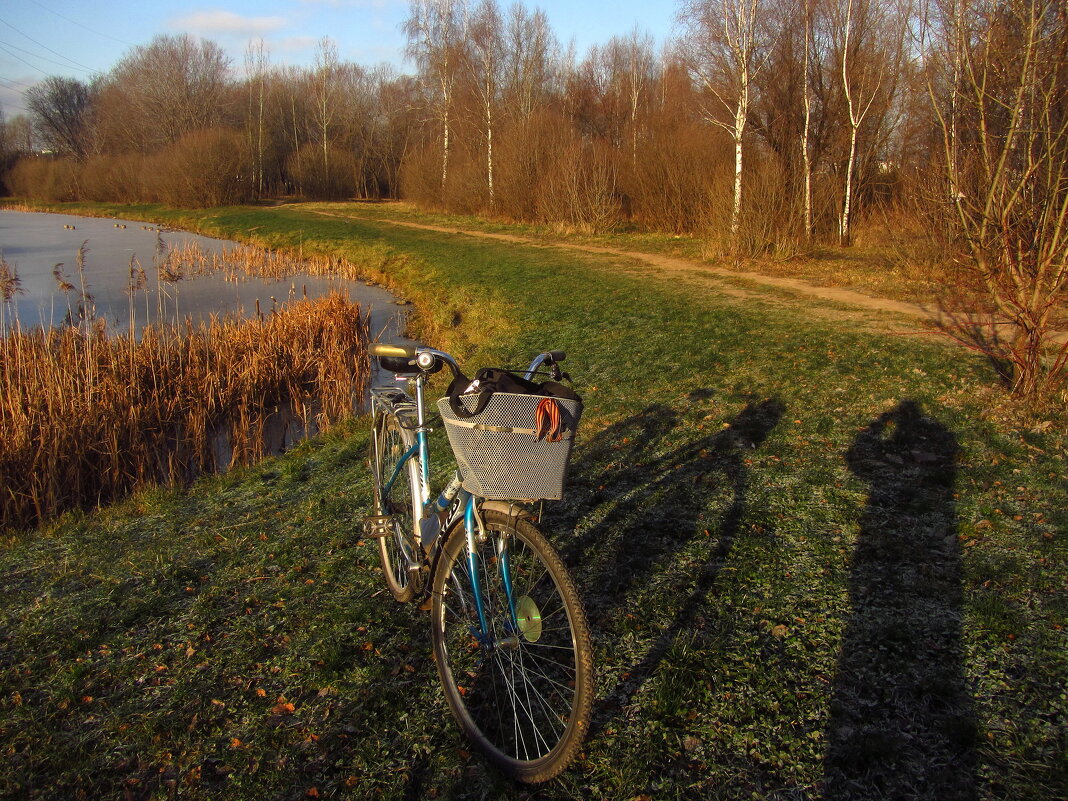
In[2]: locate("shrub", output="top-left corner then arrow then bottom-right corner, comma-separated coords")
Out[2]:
79,154 -> 146,203
148,128 -> 252,208
286,143 -> 358,201
7,156 -> 80,202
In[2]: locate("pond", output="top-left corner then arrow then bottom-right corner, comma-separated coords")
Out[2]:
0,209 -> 409,344
1,210 -> 422,526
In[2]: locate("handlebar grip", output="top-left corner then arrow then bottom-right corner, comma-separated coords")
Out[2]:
370,343 -> 417,359
548,350 -> 566,363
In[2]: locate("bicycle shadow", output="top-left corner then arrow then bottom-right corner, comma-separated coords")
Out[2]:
823,400 -> 976,800
550,392 -> 785,733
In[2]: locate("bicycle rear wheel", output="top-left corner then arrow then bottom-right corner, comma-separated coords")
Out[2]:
370,414 -> 422,602
430,509 -> 594,783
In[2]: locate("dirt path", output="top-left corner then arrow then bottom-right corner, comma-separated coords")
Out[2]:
307,209 -> 935,323
308,208 -> 1068,348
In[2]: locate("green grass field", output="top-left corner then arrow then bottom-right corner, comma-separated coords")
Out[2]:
1,202 -> 1065,800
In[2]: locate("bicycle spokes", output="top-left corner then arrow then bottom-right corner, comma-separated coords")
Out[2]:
432,514 -> 592,780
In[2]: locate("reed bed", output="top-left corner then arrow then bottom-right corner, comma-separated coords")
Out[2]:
0,293 -> 369,530
157,241 -> 370,285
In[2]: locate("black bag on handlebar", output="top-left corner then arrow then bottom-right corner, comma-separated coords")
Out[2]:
445,367 -> 580,419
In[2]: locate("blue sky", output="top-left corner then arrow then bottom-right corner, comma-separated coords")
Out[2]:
1,0 -> 680,119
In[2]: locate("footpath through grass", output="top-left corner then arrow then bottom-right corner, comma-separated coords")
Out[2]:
1,202 -> 1066,800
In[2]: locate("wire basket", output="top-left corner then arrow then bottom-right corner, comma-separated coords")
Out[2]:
437,393 -> 583,501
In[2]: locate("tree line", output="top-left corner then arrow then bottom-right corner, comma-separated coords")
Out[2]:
0,0 -> 1059,239
1,0 -> 1065,393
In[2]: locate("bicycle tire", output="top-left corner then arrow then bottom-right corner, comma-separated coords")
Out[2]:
430,509 -> 594,782
370,414 -> 423,602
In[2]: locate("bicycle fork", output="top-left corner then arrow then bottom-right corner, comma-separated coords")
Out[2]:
462,495 -> 523,652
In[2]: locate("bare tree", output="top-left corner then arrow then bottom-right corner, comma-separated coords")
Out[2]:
801,0 -> 816,241
4,114 -> 34,154
750,0 -> 822,243
830,0 -> 908,245
503,4 -> 557,125
837,0 -> 877,245
464,0 -> 505,206
600,30 -> 658,168
312,38 -> 341,181
924,0 -> 1068,396
680,0 -> 774,247
0,106 -> 7,178
25,76 -> 95,160
97,35 -> 231,153
244,39 -> 270,198
404,0 -> 466,202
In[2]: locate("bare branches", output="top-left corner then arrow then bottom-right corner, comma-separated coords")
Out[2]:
925,0 -> 1068,396
680,0 -> 775,246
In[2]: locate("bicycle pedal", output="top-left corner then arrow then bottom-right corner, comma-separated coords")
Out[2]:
362,514 -> 393,539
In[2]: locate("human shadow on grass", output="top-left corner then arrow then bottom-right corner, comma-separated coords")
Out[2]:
551,392 -> 785,735
824,400 -> 976,801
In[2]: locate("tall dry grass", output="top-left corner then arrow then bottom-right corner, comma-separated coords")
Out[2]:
156,241 -> 367,285
0,293 -> 369,530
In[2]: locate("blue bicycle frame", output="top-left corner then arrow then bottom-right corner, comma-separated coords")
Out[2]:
372,372 -> 508,645
372,347 -> 561,644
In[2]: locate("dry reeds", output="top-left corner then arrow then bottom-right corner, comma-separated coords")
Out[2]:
154,240 -> 371,286
0,293 -> 369,530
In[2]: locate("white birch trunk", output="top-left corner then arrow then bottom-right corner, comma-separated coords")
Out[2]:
732,107 -> 745,240
486,96 -> 494,204
841,127 -> 857,246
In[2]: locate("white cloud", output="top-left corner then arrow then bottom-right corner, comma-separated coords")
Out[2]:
274,36 -> 319,53
169,10 -> 289,38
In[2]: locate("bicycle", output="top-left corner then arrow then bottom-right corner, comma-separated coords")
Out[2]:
363,343 -> 594,783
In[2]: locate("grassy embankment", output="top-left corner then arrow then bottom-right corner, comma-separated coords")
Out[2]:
1,201 -> 1065,800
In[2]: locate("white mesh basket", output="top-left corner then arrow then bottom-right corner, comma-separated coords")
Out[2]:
437,392 -> 582,501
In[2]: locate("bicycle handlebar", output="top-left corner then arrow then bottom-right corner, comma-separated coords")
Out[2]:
369,343 -> 417,359
371,343 -> 564,380
522,351 -> 565,380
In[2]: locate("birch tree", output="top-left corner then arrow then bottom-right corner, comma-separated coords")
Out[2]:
244,39 -> 270,198
680,0 -> 773,248
610,29 -> 657,167
311,38 -> 340,181
750,0 -> 824,243
801,0 -> 816,241
503,4 -> 555,126
464,0 -> 504,206
831,0 -> 906,245
837,0 -> 873,245
404,0 -> 465,201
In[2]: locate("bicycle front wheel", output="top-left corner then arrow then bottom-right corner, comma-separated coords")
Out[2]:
370,413 -> 422,602
430,509 -> 594,783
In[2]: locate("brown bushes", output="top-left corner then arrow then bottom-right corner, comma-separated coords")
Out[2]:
287,143 -> 359,200
150,128 -> 252,207
6,157 -> 81,202
79,154 -> 146,203
0,294 -> 369,530
534,138 -> 621,234
8,128 -> 253,209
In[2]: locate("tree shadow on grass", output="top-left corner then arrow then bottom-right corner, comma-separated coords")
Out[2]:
551,392 -> 785,734
824,400 -> 976,800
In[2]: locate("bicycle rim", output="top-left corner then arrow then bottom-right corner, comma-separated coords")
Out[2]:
430,510 -> 593,782
372,415 -> 421,602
